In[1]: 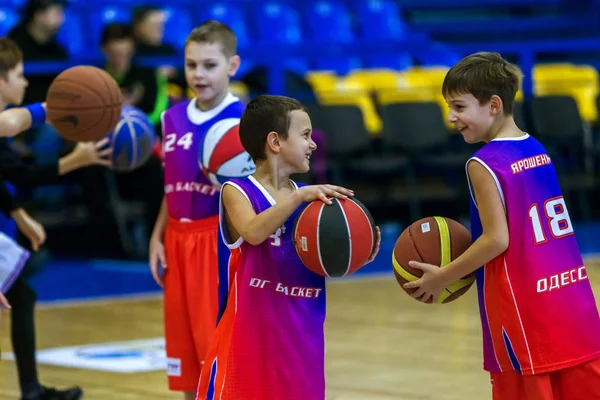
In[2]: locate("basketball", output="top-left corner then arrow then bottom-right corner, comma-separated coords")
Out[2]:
105,105 -> 157,172
198,117 -> 256,187
392,216 -> 475,304
46,65 -> 123,142
293,197 -> 376,277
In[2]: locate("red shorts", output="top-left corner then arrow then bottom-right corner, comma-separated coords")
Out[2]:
163,216 -> 229,392
491,357 -> 600,400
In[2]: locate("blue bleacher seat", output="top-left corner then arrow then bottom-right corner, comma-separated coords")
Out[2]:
0,8 -> 18,37
254,2 -> 302,45
357,0 -> 407,40
91,6 -> 131,47
162,7 -> 193,51
199,3 -> 250,48
57,10 -> 84,57
365,54 -> 413,70
305,1 -> 354,43
314,56 -> 362,75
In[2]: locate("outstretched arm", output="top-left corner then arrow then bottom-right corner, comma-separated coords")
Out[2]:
0,103 -> 46,138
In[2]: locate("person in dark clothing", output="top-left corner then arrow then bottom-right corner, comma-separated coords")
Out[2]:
102,23 -> 169,127
7,0 -> 68,104
0,37 -> 111,400
70,23 -> 165,259
132,6 -> 178,58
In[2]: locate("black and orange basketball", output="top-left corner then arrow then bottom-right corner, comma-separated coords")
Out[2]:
392,216 -> 475,303
47,65 -> 123,142
293,197 -> 376,277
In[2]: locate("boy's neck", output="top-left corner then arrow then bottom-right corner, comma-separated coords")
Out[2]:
0,98 -> 7,111
252,159 -> 293,192
486,115 -> 523,142
195,90 -> 229,112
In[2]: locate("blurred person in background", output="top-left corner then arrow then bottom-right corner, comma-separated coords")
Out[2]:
69,23 -> 165,259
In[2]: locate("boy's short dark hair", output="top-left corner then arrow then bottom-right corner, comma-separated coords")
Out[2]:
0,37 -> 23,78
442,52 -> 522,116
101,23 -> 133,47
239,95 -> 305,161
185,20 -> 237,57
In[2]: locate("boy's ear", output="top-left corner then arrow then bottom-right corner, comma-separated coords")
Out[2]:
228,55 -> 240,77
266,130 -> 281,154
489,94 -> 503,116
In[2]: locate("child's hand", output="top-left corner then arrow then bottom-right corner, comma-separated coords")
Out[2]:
12,209 -> 46,251
0,291 -> 10,309
364,226 -> 381,265
403,261 -> 447,303
149,235 -> 166,288
71,138 -> 113,168
297,184 -> 354,205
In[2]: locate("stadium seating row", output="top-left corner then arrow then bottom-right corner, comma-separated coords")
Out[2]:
303,63 -> 599,134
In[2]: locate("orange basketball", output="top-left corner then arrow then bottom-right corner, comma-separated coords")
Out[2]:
392,216 -> 475,303
47,65 -> 123,142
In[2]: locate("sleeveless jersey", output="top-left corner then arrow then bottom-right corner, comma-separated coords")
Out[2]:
468,134 -> 600,375
162,94 -> 245,221
197,176 -> 327,400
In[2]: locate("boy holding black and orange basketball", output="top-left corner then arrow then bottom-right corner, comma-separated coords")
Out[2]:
195,94 -> 381,400
405,52 -> 600,399
147,21 -> 249,399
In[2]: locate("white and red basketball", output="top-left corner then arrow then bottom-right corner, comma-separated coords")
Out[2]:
198,118 -> 256,187
292,197 -> 376,277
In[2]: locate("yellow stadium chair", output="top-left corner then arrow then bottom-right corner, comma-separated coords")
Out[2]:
305,70 -> 383,135
344,69 -> 404,93
316,91 -> 383,135
533,63 -> 599,122
374,67 -> 453,128
305,71 -> 338,94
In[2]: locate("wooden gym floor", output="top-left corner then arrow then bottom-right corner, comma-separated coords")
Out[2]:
2,262 -> 600,400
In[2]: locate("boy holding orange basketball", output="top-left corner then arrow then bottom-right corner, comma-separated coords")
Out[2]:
195,95 -> 380,400
405,52 -> 600,399
147,21 -> 249,399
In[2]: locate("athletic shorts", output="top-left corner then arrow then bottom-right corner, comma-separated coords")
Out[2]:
0,231 -> 29,293
163,215 -> 229,392
491,357 -> 600,400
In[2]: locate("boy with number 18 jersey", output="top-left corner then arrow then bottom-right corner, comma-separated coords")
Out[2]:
405,52 -> 600,400
148,21 -> 246,399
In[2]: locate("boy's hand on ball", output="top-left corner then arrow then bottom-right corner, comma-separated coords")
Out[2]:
72,138 -> 112,168
297,185 -> 354,205
403,261 -> 446,303
365,226 -> 381,264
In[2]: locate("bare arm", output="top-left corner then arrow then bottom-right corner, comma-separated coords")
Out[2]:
223,185 -> 305,246
0,108 -> 34,137
223,183 -> 354,246
436,160 -> 509,283
404,160 -> 509,301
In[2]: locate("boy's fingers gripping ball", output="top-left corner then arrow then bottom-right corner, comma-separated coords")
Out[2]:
393,216 -> 475,304
293,197 -> 376,277
47,65 -> 123,142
